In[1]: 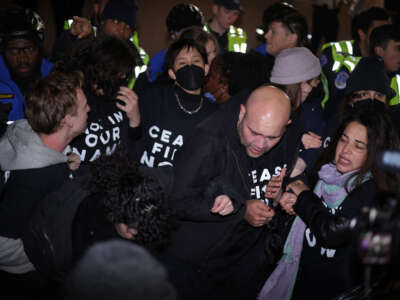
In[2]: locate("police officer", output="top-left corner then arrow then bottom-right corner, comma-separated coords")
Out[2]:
55,0 -> 148,89
319,7 -> 390,119
0,8 -> 53,121
370,24 -> 400,106
204,0 -> 247,54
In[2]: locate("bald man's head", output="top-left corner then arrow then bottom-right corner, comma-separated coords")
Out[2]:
237,85 -> 291,158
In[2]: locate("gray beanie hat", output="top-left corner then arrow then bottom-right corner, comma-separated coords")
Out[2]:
270,47 -> 321,85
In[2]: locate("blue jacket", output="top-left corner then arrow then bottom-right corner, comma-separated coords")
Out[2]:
0,56 -> 53,121
149,49 -> 166,82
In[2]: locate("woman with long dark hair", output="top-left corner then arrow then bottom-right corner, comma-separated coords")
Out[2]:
260,109 -> 400,300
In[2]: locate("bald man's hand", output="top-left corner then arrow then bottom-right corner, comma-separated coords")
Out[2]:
244,200 -> 275,227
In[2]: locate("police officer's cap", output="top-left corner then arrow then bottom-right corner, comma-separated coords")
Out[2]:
0,7 -> 44,50
214,0 -> 243,12
345,56 -> 396,100
101,0 -> 138,31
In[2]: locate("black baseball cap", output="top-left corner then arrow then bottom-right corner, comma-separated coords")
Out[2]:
214,0 -> 243,11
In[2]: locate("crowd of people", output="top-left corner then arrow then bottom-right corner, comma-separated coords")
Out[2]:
0,0 -> 400,299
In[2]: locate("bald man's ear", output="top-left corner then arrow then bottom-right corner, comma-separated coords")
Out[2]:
238,104 -> 246,125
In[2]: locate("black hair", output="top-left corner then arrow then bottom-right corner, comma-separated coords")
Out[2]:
55,35 -> 138,97
310,109 -> 400,199
164,38 -> 208,71
369,24 -> 400,55
89,151 -> 176,250
268,9 -> 308,47
166,3 -> 204,37
212,51 -> 271,96
262,2 -> 296,31
351,7 -> 389,43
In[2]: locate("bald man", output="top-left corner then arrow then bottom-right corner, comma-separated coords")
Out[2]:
158,85 -> 298,300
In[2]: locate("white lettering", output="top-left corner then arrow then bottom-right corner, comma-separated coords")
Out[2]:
149,126 -> 160,139
320,247 -> 336,258
140,151 -> 154,167
251,170 -> 257,183
105,143 -> 117,156
72,148 -> 86,161
89,149 -> 101,162
100,131 -> 111,144
171,148 -> 178,160
172,135 -> 183,147
158,161 -> 173,167
305,228 -> 316,247
112,127 -> 120,141
89,122 -> 102,132
160,129 -> 172,143
107,115 -> 116,125
85,133 -> 98,147
113,111 -> 123,123
260,169 -> 271,182
152,142 -> 163,154
164,145 -> 171,158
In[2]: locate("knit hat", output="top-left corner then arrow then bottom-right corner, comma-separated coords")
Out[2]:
270,47 -> 321,84
214,0 -> 243,11
345,56 -> 396,99
65,240 -> 176,300
101,0 -> 137,30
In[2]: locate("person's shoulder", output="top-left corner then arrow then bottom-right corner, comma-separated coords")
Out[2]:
41,58 -> 54,76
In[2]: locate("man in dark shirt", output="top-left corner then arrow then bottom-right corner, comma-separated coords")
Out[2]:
160,85 -> 298,300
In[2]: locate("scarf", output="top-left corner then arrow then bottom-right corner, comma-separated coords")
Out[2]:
258,163 -> 370,300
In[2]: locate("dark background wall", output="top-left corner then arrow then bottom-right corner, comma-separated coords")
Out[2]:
136,0 -> 352,57
1,0 -> 374,58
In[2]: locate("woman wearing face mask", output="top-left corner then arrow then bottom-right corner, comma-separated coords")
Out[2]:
260,109 -> 400,300
133,38 -> 216,168
268,47 -> 324,179
323,56 -> 398,149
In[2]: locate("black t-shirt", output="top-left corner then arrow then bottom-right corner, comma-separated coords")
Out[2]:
135,84 -> 216,168
70,92 -> 131,162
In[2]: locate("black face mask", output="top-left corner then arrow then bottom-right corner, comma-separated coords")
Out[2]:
174,65 -> 205,91
353,98 -> 386,112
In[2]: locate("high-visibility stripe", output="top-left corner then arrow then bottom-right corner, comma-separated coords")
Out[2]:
332,60 -> 341,72
389,75 -> 400,105
134,65 -> 148,78
334,42 -> 342,53
345,41 -> 353,55
241,43 -> 247,53
343,60 -> 356,72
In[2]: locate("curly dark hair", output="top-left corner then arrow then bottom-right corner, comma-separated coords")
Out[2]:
89,151 -> 176,249
55,35 -> 138,97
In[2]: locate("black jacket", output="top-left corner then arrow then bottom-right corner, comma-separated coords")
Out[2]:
292,180 -> 377,300
165,91 -> 303,272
